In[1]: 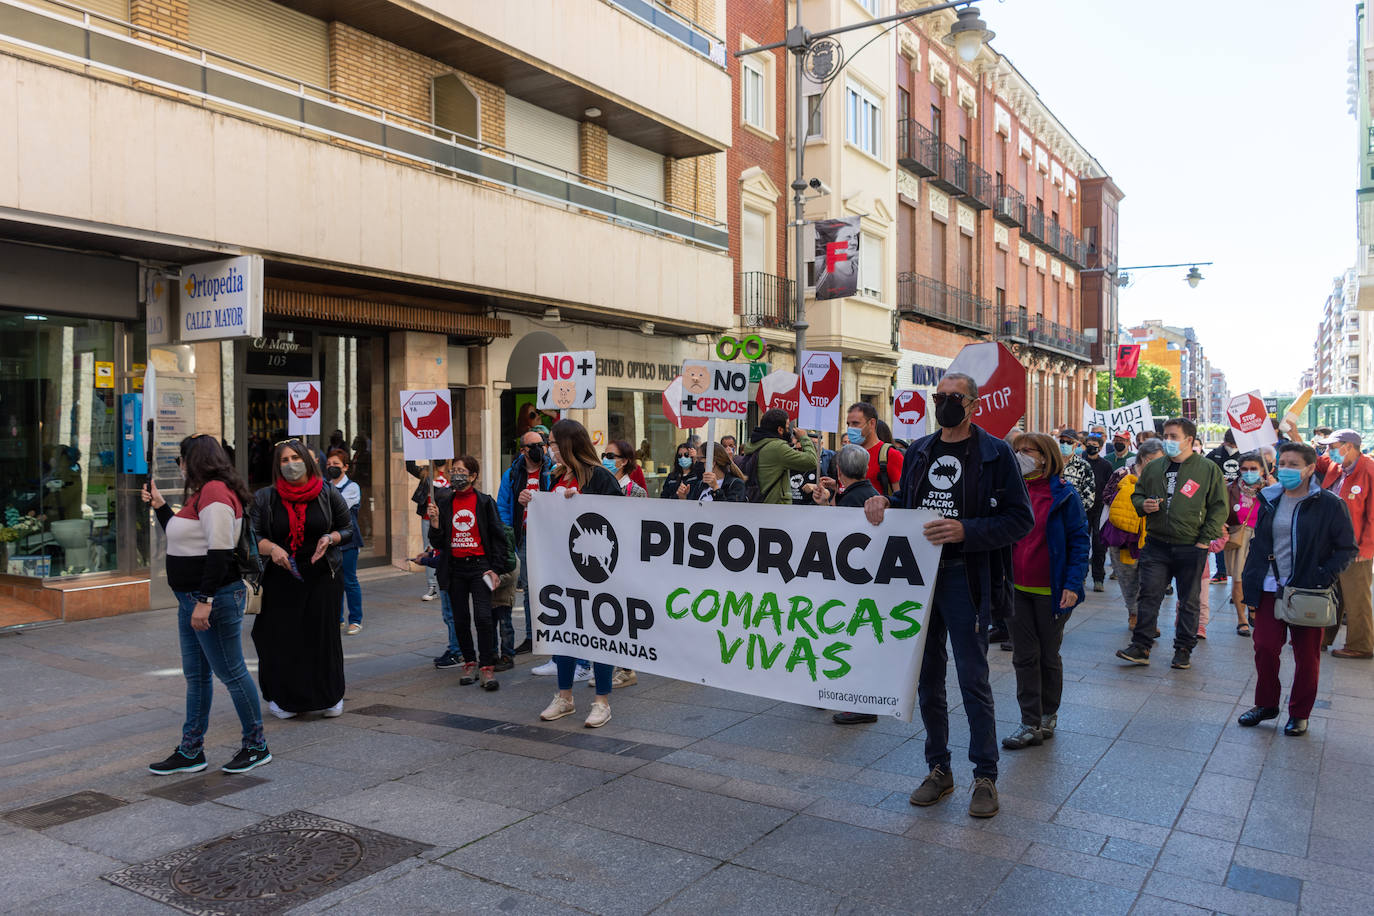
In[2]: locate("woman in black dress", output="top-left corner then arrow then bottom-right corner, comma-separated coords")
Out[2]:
251,440 -> 352,719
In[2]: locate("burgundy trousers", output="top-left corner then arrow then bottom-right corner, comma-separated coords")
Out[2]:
1252,592 -> 1323,719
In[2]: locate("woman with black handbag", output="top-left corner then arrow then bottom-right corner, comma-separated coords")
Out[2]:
143,435 -> 269,775
1238,442 -> 1357,736
251,440 -> 353,720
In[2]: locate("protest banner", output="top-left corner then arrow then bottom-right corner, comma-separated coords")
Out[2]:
399,389 -> 455,461
1115,344 -> 1141,379
892,389 -> 931,440
287,380 -> 321,436
526,494 -> 940,720
1227,391 -> 1276,452
799,350 -> 842,432
814,216 -> 860,301
538,351 -> 596,410
1082,397 -> 1153,437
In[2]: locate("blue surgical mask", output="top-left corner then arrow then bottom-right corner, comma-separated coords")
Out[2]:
1240,470 -> 1261,485
678,456 -> 691,469
1162,440 -> 1181,458
845,427 -> 864,445
1277,468 -> 1304,491
1074,445 -> 1085,457
1059,442 -> 1074,456
601,458 -> 618,473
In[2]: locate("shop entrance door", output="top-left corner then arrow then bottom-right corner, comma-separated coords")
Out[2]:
244,386 -> 290,491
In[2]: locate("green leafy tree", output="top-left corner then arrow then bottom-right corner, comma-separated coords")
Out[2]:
1096,365 -> 1182,417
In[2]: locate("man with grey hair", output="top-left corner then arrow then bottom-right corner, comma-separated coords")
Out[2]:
863,371 -> 1034,818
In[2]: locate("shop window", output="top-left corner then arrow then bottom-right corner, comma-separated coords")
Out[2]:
607,388 -> 706,497
0,311 -> 120,578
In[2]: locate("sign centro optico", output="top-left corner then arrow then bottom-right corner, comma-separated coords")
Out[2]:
715,334 -> 767,362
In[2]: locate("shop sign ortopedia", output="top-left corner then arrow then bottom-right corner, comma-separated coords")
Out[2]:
178,255 -> 263,342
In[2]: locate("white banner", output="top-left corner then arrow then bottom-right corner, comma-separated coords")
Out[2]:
892,388 -> 931,440
1082,397 -> 1153,437
287,380 -> 321,436
538,350 -> 596,410
799,350 -> 843,432
399,389 -> 455,461
527,494 -> 940,720
680,360 -> 750,420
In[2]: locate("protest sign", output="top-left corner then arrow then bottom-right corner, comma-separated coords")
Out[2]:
661,376 -> 709,429
538,351 -> 596,410
1115,344 -> 1141,379
756,369 -> 800,419
287,380 -> 321,436
527,494 -> 940,720
1082,397 -> 1153,437
799,350 -> 842,432
944,341 -> 1025,438
892,389 -> 931,440
679,360 -> 750,420
399,389 -> 455,461
1227,391 -> 1276,452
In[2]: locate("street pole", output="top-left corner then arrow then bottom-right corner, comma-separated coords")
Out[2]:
791,0 -> 807,370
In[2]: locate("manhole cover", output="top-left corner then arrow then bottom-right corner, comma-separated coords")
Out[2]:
4,791 -> 126,829
103,810 -> 430,915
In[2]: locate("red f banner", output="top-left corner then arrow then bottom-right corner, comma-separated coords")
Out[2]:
1115,344 -> 1141,379
814,216 -> 860,301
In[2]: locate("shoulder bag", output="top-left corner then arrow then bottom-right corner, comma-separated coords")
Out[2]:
1268,555 -> 1339,628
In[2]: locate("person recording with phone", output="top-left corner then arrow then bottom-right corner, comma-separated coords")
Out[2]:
428,455 -> 511,692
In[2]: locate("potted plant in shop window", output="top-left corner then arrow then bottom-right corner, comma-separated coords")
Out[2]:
0,509 -> 43,569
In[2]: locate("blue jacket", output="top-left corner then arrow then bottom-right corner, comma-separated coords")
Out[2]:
1241,478 -> 1357,608
1036,475 -> 1091,615
897,424 -> 1035,618
496,455 -> 554,547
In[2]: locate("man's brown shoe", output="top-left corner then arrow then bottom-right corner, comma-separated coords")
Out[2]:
969,777 -> 999,818
1331,648 -> 1373,659
909,766 -> 954,806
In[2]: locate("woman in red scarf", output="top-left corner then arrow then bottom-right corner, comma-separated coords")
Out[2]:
250,440 -> 353,719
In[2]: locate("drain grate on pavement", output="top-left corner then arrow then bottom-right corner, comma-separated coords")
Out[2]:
102,809 -> 431,915
4,790 -> 127,829
145,771 -> 269,806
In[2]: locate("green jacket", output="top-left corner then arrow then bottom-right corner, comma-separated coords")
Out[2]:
1131,452 -> 1227,545
739,433 -> 818,505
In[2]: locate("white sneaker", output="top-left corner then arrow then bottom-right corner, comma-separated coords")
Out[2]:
611,668 -> 637,688
267,700 -> 296,720
539,694 -> 576,721
421,586 -> 438,602
584,701 -> 611,728
572,665 -> 592,683
345,623 -> 362,636
531,660 -> 558,676
321,700 -> 344,718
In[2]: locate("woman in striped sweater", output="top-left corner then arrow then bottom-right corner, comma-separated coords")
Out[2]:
143,435 -> 269,776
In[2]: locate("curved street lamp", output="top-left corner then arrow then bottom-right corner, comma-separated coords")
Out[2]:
944,7 -> 996,63
1185,265 -> 1205,288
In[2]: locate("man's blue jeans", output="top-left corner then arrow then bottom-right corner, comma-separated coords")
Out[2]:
339,548 -> 362,625
439,590 -> 461,656
174,583 -> 264,754
918,568 -> 999,781
518,540 -> 532,642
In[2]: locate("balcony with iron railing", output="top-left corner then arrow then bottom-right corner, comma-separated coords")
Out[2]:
997,305 -> 1029,341
1042,216 -> 1061,253
1026,316 -> 1092,360
0,0 -> 728,251
1058,228 -> 1084,268
738,272 -> 795,331
1023,203 -> 1046,247
606,0 -> 726,64
926,144 -> 993,210
897,273 -> 993,334
897,118 -> 940,178
993,184 -> 1025,228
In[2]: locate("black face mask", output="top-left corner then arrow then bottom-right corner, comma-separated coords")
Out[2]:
526,444 -> 543,465
934,397 -> 967,429
1113,441 -> 1126,453
1085,444 -> 1100,456
324,465 -> 343,480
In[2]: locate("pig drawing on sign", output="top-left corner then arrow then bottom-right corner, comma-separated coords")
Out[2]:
572,523 -> 616,576
683,364 -> 711,395
550,379 -> 577,410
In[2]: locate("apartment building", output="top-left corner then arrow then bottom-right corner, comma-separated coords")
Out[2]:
1208,368 -> 1229,426
1306,269 -> 1363,395
0,0 -> 730,625
1128,321 -> 1209,407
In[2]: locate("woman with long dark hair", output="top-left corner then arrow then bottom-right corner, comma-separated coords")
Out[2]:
538,418 -> 623,727
251,440 -> 352,719
694,442 -> 748,502
143,435 -> 269,775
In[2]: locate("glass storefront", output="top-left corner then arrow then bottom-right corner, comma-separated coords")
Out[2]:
0,310 -> 124,577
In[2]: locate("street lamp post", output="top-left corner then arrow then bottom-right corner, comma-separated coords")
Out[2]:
1087,261 -> 1213,410
739,2 -> 994,372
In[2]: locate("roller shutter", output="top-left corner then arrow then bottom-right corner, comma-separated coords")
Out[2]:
607,135 -> 665,202
187,0 -> 328,87
503,96 -> 579,174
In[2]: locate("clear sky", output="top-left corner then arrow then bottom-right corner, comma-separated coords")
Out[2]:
981,0 -> 1355,396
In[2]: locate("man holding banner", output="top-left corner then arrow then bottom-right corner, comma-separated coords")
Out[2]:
864,373 -> 1033,818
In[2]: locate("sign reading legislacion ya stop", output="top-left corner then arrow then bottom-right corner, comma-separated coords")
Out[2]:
527,495 -> 942,720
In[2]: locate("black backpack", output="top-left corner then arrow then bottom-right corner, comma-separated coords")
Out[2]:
738,447 -> 783,503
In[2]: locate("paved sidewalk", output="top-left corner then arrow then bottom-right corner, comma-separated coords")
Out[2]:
2,571 -> 1373,914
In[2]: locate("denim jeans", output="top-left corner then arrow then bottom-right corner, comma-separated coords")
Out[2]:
421,518 -> 438,590
517,540 -> 531,642
1132,539 -> 1209,653
174,583 -> 264,754
556,656 -> 612,695
339,548 -> 362,625
439,590 -> 461,656
1214,547 -> 1227,578
918,568 -> 999,780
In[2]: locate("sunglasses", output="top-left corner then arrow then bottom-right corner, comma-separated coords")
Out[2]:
931,392 -> 971,405
274,437 -> 303,449
601,452 -> 622,460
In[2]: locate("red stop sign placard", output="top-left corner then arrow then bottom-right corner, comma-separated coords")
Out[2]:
944,341 -> 1026,438
402,390 -> 451,440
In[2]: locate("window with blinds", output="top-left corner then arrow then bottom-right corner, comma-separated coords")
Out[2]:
860,232 -> 883,299
504,95 -> 580,175
187,0 -> 329,87
740,208 -> 767,275
607,135 -> 665,203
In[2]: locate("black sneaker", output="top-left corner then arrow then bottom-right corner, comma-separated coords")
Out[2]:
833,711 -> 878,725
433,650 -> 462,669
512,639 -> 533,656
1170,649 -> 1191,670
492,655 -> 515,672
987,625 -> 1009,643
1116,644 -> 1150,665
148,749 -> 207,775
222,745 -> 272,773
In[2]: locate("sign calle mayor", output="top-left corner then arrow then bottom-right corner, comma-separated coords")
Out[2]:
178,255 -> 264,342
